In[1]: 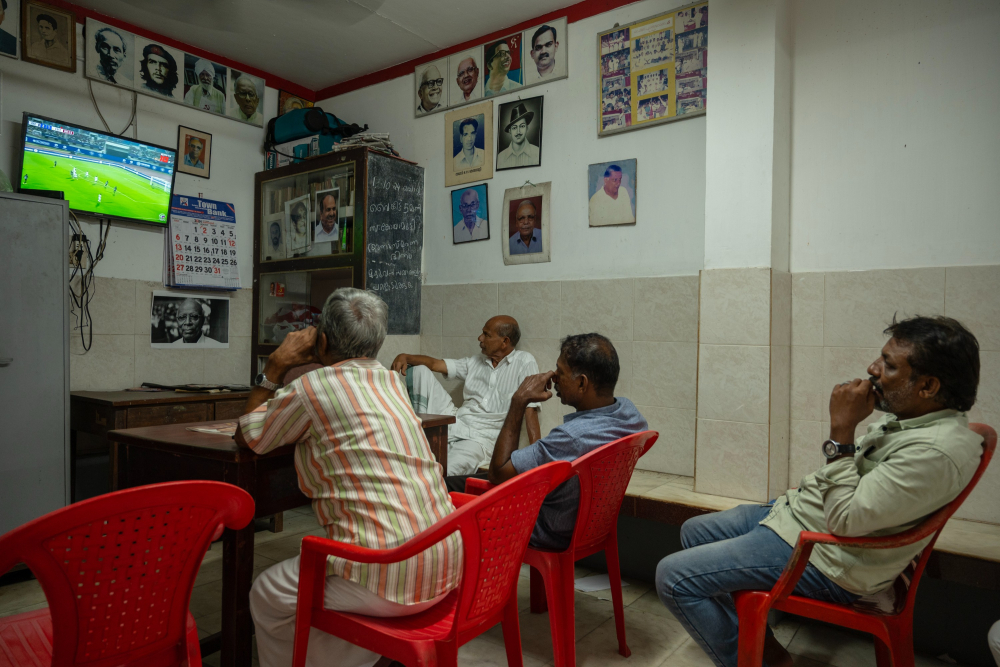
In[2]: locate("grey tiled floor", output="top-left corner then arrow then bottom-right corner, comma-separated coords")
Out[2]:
0,507 -> 968,667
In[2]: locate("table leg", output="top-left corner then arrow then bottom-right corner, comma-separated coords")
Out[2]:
221,517 -> 255,667
425,424 -> 448,475
268,512 -> 283,533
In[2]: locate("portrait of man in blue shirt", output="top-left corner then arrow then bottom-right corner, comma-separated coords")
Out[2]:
509,199 -> 543,255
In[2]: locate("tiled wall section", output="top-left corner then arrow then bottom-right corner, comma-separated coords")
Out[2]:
420,276 -> 701,476
70,277 -> 417,391
790,266 -> 1000,524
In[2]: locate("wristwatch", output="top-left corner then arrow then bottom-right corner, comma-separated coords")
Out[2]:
254,372 -> 282,392
822,439 -> 856,460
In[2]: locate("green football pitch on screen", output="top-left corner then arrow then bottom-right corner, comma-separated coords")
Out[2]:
22,152 -> 171,224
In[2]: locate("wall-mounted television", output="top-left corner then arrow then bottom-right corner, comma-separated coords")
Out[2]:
18,112 -> 177,226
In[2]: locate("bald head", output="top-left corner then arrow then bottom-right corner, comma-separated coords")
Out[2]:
479,315 -> 521,361
489,315 -> 520,347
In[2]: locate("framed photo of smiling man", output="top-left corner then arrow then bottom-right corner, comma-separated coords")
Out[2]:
414,57 -> 448,116
496,96 -> 543,171
502,181 -> 551,265
444,101 -> 493,187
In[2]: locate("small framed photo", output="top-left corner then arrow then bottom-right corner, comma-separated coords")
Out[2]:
451,184 -> 489,244
278,90 -> 312,116
502,181 -> 551,265
150,291 -> 229,348
177,126 -> 212,179
284,193 -> 311,257
134,37 -> 184,102
496,96 -> 542,171
448,46 -> 483,106
227,69 -> 265,126
21,0 -> 75,73
183,55 -> 227,115
414,57 -> 448,116
445,101 -> 493,187
483,33 -> 523,98
313,187 -> 341,249
588,159 -> 637,227
0,0 -> 20,59
85,19 -> 134,89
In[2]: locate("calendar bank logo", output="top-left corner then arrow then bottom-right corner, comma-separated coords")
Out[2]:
180,197 -> 189,206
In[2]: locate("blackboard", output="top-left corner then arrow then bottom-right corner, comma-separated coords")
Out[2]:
365,153 -> 424,335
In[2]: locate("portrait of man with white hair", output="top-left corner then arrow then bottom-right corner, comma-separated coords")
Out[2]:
228,69 -> 265,125
184,54 -> 226,114
150,292 -> 230,348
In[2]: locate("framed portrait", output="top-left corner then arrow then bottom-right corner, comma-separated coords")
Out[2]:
451,184 -> 489,244
312,187 -> 341,252
21,1 -> 75,73
262,214 -> 286,261
496,96 -> 543,171
0,0 -> 19,59
150,291 -> 230,349
447,46 -> 483,107
278,90 -> 312,116
483,33 -> 522,98
444,101 -> 493,187
502,181 -> 551,265
414,57 -> 448,116
227,69 -> 265,126
176,126 -> 212,179
522,18 -> 568,86
85,19 -> 134,88
284,193 -> 312,257
133,37 -> 183,102
588,159 -> 637,227
183,54 -> 227,115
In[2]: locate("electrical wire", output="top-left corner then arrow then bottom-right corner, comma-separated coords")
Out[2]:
68,211 -> 110,352
88,79 -> 137,137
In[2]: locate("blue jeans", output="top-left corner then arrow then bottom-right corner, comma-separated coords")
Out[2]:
655,504 -> 857,667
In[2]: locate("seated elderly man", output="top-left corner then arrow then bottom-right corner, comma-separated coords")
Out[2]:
656,316 -> 983,667
487,333 -> 647,550
236,288 -> 461,667
392,315 -> 541,475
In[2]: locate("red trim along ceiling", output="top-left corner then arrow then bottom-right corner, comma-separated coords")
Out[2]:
44,0 -> 641,103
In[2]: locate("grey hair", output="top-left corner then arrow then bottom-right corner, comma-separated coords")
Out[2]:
318,288 -> 388,359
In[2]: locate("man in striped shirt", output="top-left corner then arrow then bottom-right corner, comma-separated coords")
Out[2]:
236,289 -> 461,667
391,315 -> 542,475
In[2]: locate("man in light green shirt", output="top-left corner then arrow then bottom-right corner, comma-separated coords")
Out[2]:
656,315 -> 983,667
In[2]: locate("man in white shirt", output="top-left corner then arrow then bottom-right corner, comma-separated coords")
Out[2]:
496,103 -> 540,169
392,316 -> 541,475
416,65 -> 444,114
453,118 -> 484,173
589,164 -> 635,225
453,188 -> 489,243
529,25 -> 560,78
485,41 -> 519,96
314,192 -> 339,244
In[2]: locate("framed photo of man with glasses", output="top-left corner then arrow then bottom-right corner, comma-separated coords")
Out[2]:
484,34 -> 522,98
414,57 -> 448,116
451,184 -> 490,244
227,69 -> 265,126
448,46 -> 483,107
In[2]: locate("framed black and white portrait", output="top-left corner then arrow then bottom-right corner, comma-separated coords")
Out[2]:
451,184 -> 489,244
0,0 -> 20,59
177,126 -> 212,179
151,291 -> 230,348
85,19 -> 134,88
284,193 -> 311,257
228,69 -> 265,126
496,96 -> 543,171
133,37 -> 183,102
21,1 -> 75,73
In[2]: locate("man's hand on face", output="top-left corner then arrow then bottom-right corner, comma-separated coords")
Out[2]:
391,354 -> 410,375
270,327 -> 321,377
829,378 -> 876,444
513,371 -> 556,406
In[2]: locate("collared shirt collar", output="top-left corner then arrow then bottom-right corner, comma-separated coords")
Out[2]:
882,408 -> 962,431
330,358 -> 382,370
516,233 -> 539,246
508,141 -> 530,157
480,350 -> 516,369
563,399 -> 620,423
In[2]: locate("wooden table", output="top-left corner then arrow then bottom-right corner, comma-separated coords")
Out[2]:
107,414 -> 455,667
70,390 -> 252,500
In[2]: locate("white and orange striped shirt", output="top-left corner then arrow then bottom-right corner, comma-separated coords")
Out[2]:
238,359 -> 462,605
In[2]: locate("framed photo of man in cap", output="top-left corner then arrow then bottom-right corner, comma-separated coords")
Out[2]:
496,96 -> 542,171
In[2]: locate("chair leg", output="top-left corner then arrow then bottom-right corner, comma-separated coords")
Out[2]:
874,637 -> 894,667
732,592 -> 771,667
540,554 -> 577,667
501,597 -> 525,667
880,617 -> 915,667
605,537 -> 630,658
530,566 -> 548,614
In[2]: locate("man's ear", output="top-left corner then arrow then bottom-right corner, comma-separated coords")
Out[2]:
919,375 -> 942,402
316,331 -> 328,360
577,373 -> 590,395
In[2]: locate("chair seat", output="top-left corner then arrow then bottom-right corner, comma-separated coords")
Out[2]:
0,607 -> 200,667
323,591 -> 460,643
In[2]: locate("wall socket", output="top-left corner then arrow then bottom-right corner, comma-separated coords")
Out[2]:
69,234 -> 86,268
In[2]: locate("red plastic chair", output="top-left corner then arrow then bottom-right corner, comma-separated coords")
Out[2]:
290,460 -> 573,667
0,481 -> 255,667
732,423 -> 996,667
465,430 -> 659,667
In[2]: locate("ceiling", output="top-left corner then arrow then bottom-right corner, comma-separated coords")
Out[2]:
71,0 -> 575,92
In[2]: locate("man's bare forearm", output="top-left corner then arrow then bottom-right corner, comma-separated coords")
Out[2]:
488,398 -> 528,484
400,354 -> 447,374
525,407 -> 541,444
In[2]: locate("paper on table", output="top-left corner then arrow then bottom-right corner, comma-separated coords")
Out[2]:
573,574 -> 630,593
186,422 -> 238,435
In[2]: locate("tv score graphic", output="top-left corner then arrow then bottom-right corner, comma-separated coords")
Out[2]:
163,195 -> 241,290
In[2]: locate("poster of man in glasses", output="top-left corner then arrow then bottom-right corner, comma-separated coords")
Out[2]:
414,57 -> 448,116
227,69 -> 265,126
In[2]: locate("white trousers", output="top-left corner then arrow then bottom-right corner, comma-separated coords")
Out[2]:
407,365 -> 491,476
249,556 -> 445,667
990,619 -> 1000,666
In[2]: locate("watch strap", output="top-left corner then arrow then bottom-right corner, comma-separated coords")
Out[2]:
254,372 -> 281,392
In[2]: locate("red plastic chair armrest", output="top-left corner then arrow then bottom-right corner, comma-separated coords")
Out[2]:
449,491 -> 477,508
464,478 -> 495,496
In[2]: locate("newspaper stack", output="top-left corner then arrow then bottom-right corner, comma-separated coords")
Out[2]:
331,132 -> 398,157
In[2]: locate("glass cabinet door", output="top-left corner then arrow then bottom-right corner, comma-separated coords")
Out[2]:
258,267 -> 354,344
260,162 -> 357,262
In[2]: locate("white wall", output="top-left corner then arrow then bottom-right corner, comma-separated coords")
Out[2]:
319,0 -> 706,286
789,0 -> 1000,273
0,23 -> 274,287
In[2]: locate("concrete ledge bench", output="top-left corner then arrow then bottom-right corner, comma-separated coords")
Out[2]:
622,470 -> 1000,591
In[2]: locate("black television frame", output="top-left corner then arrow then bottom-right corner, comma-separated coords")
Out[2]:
17,112 -> 179,228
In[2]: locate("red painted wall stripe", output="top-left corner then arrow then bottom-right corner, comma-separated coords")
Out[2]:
314,0 -> 643,101
37,0 -> 315,100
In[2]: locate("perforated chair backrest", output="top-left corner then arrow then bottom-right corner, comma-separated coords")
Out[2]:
454,461 -> 572,629
0,481 -> 254,667
568,431 -> 658,553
